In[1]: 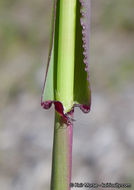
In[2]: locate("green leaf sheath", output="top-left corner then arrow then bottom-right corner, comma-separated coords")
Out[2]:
51,112 -> 73,190
56,0 -> 77,112
42,0 -> 91,114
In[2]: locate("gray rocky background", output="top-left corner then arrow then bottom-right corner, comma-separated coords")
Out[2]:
0,0 -> 134,189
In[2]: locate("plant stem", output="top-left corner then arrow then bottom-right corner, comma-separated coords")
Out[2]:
56,0 -> 77,113
51,0 -> 76,189
51,111 -> 73,190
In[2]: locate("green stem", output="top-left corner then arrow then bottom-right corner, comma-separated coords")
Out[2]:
51,111 -> 73,190
56,0 -> 77,113
51,0 -> 76,189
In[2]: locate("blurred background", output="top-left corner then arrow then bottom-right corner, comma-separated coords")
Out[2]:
0,0 -> 134,189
